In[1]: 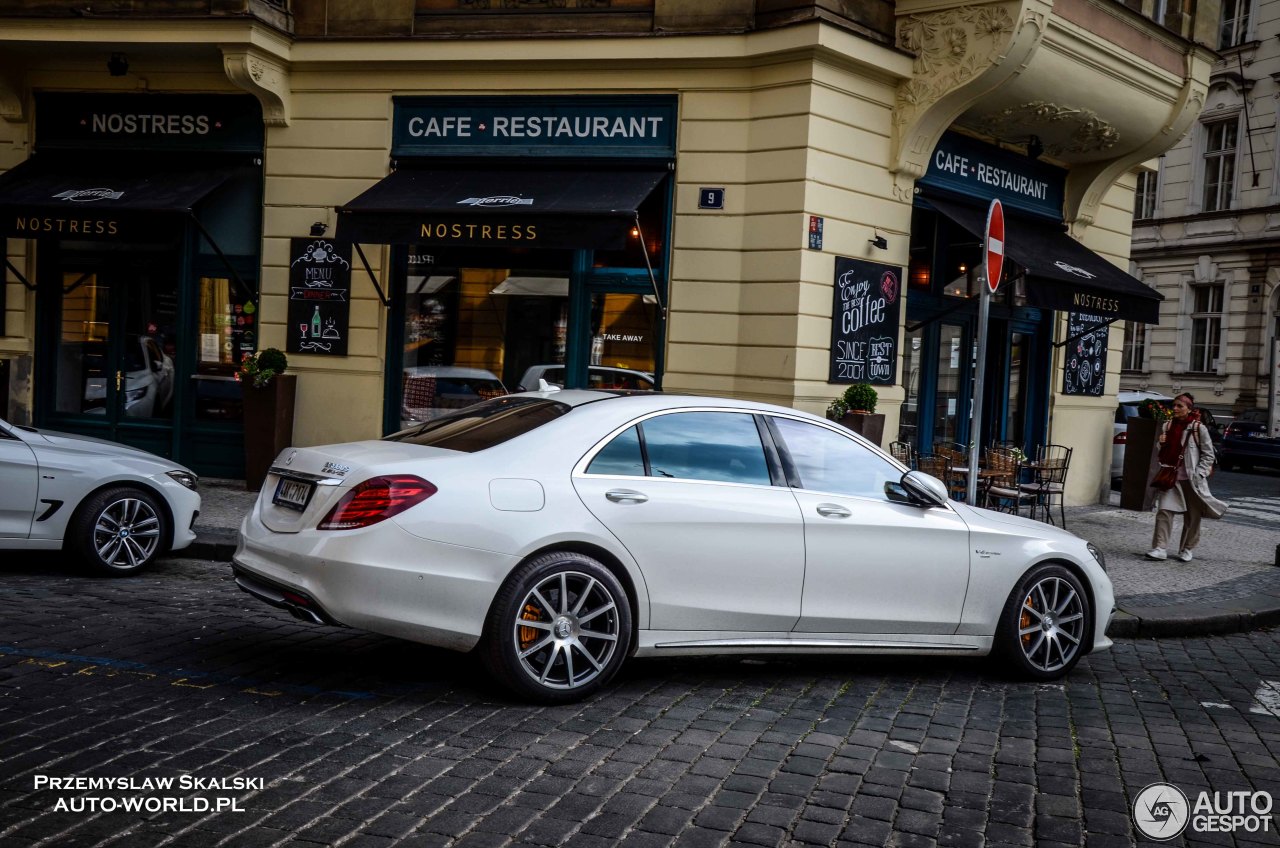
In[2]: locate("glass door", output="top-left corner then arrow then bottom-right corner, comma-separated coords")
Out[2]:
45,252 -> 180,457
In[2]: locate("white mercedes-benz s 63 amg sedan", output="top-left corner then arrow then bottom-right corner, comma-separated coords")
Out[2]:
232,390 -> 1113,702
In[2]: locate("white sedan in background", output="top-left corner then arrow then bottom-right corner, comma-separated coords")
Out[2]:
0,417 -> 200,574
233,391 -> 1113,702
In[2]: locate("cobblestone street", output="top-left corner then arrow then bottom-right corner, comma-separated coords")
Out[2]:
1,554 -> 1278,848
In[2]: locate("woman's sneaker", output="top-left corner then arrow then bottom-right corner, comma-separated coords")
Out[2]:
1177,550 -> 1194,562
1146,548 -> 1168,560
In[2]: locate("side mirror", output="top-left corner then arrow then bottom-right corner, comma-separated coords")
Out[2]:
900,470 -> 949,507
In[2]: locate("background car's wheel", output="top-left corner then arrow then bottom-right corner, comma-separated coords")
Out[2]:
71,486 -> 168,576
996,563 -> 1090,680
482,551 -> 631,703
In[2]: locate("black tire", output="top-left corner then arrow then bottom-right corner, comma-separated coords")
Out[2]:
995,563 -> 1091,681
482,551 -> 632,704
1219,459 -> 1234,472
71,486 -> 168,576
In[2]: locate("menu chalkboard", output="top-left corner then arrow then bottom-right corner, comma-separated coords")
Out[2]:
1062,311 -> 1109,396
829,257 -> 902,385
286,238 -> 351,357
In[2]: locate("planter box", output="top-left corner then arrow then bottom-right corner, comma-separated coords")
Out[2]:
242,374 -> 297,491
1120,415 -> 1158,511
837,412 -> 885,448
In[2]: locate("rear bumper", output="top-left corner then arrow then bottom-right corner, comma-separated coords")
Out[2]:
233,567 -> 344,627
232,502 -> 519,652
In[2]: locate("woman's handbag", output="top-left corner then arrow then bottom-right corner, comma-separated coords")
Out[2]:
1151,463 -> 1178,491
1151,422 -> 1189,491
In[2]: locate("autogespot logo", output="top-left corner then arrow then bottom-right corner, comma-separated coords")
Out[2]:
1134,783 -> 1190,840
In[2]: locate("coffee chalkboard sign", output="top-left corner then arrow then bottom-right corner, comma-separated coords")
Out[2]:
1062,311 -> 1108,396
829,257 -> 902,385
287,238 -> 351,357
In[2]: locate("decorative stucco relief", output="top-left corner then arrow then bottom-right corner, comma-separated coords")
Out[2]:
222,49 -> 290,127
891,0 -> 1050,190
0,69 -> 24,123
896,5 -> 1014,110
963,100 -> 1120,154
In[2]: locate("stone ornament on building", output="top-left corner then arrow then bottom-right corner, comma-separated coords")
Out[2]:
890,0 -> 1050,191
222,48 -> 290,127
964,100 -> 1121,154
895,6 -> 1015,119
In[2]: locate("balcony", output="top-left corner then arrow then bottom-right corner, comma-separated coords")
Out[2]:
891,0 -> 1220,229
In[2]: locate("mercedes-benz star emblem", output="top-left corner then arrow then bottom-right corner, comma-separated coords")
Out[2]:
285,451 -> 296,466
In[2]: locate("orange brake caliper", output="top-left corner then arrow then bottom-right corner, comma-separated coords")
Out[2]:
519,603 -> 543,649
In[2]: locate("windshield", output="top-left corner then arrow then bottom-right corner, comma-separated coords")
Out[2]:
385,396 -> 571,452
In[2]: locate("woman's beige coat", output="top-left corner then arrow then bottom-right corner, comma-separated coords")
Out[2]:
1142,420 -> 1228,516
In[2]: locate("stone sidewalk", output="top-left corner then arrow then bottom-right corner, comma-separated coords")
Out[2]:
184,479 -> 1280,640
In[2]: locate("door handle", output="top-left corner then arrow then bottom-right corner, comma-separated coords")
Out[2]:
816,503 -> 851,518
115,371 -> 122,391
605,489 -> 648,504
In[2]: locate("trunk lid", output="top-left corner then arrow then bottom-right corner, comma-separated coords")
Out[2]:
258,440 -> 456,533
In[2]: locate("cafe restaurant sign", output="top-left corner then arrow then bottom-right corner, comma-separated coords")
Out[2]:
392,95 -> 677,159
920,132 -> 1066,220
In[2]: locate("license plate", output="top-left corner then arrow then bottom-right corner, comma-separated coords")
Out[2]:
273,478 -> 314,512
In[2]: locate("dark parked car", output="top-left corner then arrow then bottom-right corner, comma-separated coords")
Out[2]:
1218,420 -> 1280,472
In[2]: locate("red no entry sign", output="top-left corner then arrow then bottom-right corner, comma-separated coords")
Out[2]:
985,199 -> 1004,295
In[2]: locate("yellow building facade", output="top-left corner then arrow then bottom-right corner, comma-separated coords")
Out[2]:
0,0 -> 1217,504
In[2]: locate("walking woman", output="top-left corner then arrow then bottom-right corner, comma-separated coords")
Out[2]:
1145,393 -> 1227,562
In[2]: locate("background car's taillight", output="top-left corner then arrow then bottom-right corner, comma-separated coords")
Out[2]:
1113,432 -> 1127,444
318,475 -> 437,530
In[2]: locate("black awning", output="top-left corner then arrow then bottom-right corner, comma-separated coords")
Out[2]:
0,157 -> 243,242
336,167 -> 667,250
926,195 -> 1162,324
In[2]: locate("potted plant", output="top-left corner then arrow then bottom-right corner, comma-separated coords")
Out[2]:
828,383 -> 885,447
1120,398 -> 1170,510
239,348 -> 297,491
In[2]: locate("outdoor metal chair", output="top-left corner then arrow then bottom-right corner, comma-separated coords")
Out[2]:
914,453 -> 953,497
982,447 -> 1036,516
1019,444 -> 1073,527
889,440 -> 915,468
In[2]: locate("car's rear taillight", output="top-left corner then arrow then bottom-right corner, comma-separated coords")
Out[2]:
1113,431 -> 1127,444
318,475 -> 437,530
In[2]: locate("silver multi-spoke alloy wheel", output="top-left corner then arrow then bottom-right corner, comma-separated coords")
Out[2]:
73,486 -> 168,575
997,564 -> 1091,680
93,497 -> 162,569
1017,574 -> 1086,674
485,551 -> 632,702
513,570 -> 621,691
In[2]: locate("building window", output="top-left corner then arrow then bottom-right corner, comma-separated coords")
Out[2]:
1122,322 -> 1147,371
1202,120 -> 1238,212
1220,0 -> 1251,48
1135,171 -> 1158,220
1189,283 -> 1224,372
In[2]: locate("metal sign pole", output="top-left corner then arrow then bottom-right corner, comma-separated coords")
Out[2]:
968,199 -> 1003,504
967,286 -> 989,503
1270,337 -> 1280,438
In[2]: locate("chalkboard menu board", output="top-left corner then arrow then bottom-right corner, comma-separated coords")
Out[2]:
829,257 -> 902,385
1062,311 -> 1109,396
287,238 -> 351,357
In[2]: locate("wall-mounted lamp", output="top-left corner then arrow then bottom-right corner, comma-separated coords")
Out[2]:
869,231 -> 888,250
107,53 -> 129,77
310,222 -> 328,236
1026,135 -> 1044,160
630,225 -> 640,238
